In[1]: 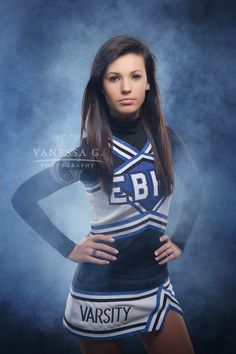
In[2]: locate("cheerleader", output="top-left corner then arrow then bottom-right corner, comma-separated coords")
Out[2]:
12,34 -> 202,354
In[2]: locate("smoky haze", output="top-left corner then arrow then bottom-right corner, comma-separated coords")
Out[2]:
1,0 -> 235,353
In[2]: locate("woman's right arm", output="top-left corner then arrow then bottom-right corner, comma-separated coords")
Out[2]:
11,165 -> 77,257
11,138 -> 119,263
11,138 -> 92,258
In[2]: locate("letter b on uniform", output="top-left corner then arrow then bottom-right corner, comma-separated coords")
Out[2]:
131,173 -> 148,200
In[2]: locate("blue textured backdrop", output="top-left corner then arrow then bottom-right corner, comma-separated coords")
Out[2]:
1,0 -> 235,353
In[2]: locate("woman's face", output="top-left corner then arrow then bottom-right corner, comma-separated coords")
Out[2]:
102,53 -> 149,120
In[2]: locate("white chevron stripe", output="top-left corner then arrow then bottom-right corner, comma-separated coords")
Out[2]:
112,139 -> 138,156
148,292 -> 182,331
144,143 -> 152,154
114,154 -> 154,175
132,201 -> 147,213
91,220 -> 166,238
113,145 -> 133,160
155,300 -> 182,331
91,213 -> 167,233
152,197 -> 166,211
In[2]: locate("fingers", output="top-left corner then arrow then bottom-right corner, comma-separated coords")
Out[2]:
156,251 -> 174,265
154,234 -> 181,265
89,248 -> 117,263
86,255 -> 111,265
91,234 -> 115,243
85,234 -> 119,265
89,234 -> 119,256
154,234 -> 171,257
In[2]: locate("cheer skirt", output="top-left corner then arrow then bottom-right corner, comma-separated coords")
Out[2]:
63,276 -> 183,341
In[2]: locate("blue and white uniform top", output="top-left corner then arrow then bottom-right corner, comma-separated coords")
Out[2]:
86,135 -> 171,239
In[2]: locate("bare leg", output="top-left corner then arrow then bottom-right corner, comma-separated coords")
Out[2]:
138,310 -> 195,354
79,338 -> 124,354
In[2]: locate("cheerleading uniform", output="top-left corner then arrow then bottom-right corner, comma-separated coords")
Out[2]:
11,113 -> 202,340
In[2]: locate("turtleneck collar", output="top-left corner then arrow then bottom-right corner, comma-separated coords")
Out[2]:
108,112 -> 142,133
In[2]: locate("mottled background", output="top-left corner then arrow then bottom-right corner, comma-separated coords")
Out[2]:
1,0 -> 235,353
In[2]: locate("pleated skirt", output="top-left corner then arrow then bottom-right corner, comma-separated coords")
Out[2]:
63,276 -> 183,341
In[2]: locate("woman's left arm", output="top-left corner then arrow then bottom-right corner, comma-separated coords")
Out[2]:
154,126 -> 203,265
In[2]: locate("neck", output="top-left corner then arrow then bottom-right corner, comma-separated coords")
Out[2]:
108,112 -> 142,133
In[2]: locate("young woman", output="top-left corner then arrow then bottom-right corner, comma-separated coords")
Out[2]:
12,35 -> 202,354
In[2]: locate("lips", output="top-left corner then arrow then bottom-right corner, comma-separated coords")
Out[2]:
119,98 -> 136,105
119,98 -> 135,101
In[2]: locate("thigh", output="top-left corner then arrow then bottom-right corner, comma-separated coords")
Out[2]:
79,337 -> 124,354
138,310 -> 195,354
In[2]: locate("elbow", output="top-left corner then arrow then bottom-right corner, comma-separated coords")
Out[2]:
11,188 -> 23,213
11,186 -> 31,217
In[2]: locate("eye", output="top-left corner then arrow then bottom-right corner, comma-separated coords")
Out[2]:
132,74 -> 142,80
108,75 -> 119,82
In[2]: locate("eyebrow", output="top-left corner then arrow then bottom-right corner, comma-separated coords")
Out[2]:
106,70 -> 144,75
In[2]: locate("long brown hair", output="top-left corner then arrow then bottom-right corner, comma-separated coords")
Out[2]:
80,34 -> 174,196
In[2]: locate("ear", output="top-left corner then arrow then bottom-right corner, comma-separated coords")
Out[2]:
146,83 -> 150,90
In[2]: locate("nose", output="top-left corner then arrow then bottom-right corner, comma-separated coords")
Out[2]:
121,78 -> 132,93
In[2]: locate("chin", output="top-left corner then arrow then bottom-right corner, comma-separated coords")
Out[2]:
115,107 -> 140,116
